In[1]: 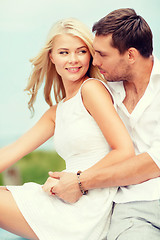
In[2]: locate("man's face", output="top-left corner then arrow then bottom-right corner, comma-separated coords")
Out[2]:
93,34 -> 132,82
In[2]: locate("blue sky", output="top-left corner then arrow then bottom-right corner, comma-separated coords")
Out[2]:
0,0 -> 160,149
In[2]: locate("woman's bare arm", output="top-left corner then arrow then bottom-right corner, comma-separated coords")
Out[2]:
0,105 -> 56,172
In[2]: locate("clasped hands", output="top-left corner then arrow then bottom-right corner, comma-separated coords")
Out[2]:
42,171 -> 82,203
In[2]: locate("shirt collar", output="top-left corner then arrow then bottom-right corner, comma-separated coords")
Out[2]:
108,56 -> 160,105
107,81 -> 125,106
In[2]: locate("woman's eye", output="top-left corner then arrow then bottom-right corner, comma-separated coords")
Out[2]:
59,51 -> 68,55
78,50 -> 87,54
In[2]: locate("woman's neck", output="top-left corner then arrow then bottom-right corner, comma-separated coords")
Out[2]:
63,76 -> 88,100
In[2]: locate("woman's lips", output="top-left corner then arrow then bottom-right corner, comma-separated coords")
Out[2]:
66,67 -> 81,73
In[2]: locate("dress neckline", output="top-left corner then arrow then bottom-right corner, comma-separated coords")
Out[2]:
61,90 -> 79,104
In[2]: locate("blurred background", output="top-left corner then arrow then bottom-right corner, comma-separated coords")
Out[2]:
0,0 -> 160,185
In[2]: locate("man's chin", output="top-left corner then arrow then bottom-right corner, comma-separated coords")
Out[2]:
104,77 -> 115,82
105,77 -> 124,83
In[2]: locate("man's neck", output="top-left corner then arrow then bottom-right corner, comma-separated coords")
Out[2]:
123,57 -> 153,113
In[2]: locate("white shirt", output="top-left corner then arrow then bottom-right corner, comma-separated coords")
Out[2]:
108,57 -> 160,203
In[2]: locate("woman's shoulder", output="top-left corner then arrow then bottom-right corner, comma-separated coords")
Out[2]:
47,104 -> 57,113
81,78 -> 114,104
82,78 -> 106,86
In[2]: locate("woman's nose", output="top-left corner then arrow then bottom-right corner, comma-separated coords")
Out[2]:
68,53 -> 78,64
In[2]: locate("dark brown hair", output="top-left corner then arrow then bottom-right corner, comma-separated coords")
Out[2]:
92,8 -> 153,57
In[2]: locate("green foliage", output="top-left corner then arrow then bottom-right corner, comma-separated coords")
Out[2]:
0,151 -> 66,185
0,174 -> 3,185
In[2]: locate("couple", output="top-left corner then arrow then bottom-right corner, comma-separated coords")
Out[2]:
0,8 -> 160,240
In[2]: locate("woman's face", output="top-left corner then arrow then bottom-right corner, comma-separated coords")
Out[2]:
50,34 -> 91,83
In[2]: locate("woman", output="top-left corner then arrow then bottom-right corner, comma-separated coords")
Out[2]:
0,18 -> 135,240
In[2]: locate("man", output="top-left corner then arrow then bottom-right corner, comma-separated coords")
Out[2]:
49,8 -> 160,239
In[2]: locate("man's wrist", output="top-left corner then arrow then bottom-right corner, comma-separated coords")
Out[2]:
77,171 -> 88,195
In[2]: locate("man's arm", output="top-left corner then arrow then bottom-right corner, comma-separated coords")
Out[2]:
49,152 -> 160,203
81,152 -> 160,190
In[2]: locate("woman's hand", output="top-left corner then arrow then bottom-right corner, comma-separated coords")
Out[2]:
42,177 -> 59,196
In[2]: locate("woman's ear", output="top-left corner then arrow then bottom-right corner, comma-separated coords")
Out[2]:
49,52 -> 54,64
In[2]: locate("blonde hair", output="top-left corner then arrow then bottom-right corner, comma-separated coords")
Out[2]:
25,18 -> 104,113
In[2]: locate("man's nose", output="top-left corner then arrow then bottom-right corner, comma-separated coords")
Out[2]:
93,54 -> 100,67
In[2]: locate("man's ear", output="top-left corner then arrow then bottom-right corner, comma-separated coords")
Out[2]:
127,47 -> 138,64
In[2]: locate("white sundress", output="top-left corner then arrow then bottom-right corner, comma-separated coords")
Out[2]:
7,79 -> 117,240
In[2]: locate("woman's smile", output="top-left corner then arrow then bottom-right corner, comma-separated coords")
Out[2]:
66,67 -> 82,73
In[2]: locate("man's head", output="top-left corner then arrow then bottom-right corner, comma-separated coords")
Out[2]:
92,8 -> 153,58
92,8 -> 153,82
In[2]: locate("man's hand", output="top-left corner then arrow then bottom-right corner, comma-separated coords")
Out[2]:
48,171 -> 82,203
